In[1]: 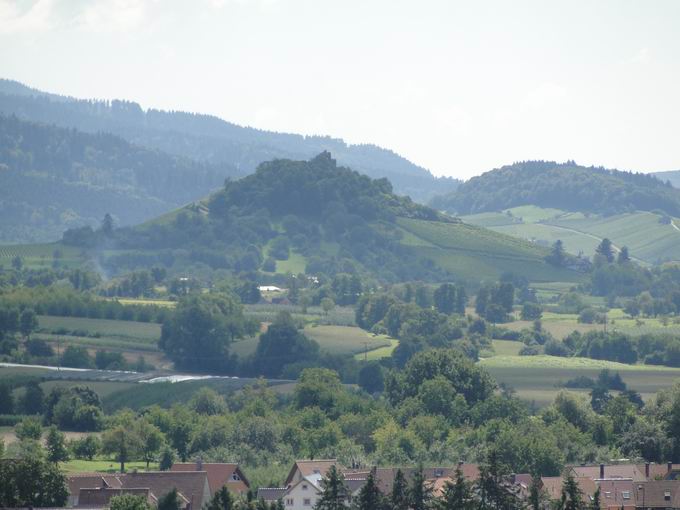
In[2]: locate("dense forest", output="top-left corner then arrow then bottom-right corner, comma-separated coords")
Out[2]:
0,79 -> 459,203
0,115 -> 233,243
431,160 -> 680,216
654,169 -> 680,189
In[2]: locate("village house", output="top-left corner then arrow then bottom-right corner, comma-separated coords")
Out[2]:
171,461 -> 250,496
65,471 -> 210,510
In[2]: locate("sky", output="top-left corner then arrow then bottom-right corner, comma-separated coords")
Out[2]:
1,0 -> 679,179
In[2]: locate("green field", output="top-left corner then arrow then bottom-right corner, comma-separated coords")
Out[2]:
482,354 -> 680,407
397,218 -> 583,283
38,316 -> 161,342
356,339 -> 400,360
462,206 -> 680,265
231,325 -> 393,359
114,298 -> 176,308
0,242 -> 85,269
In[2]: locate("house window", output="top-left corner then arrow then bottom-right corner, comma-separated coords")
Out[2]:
622,491 -> 630,500
604,492 -> 611,498
286,498 -> 293,506
313,469 -> 320,474
231,474 -> 241,481
303,498 -> 311,506
434,469 -> 444,477
302,484 -> 308,490
665,490 -> 672,501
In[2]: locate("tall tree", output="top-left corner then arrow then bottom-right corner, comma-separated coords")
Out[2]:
477,450 -> 520,510
354,472 -> 385,510
45,426 -> 69,464
0,457 -> 68,508
314,465 -> 348,510
559,473 -> 584,510
102,425 -> 142,472
136,420 -> 164,469
434,284 -> 457,314
410,465 -> 433,510
439,466 -> 473,510
454,285 -> 468,314
617,246 -> 630,264
390,469 -> 410,510
596,238 -> 615,263
528,473 -> 547,510
205,486 -> 235,510
546,240 -> 566,267
589,486 -> 600,510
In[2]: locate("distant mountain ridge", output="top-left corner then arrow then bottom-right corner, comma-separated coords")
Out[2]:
0,78 -> 459,203
0,114 -> 231,243
431,160 -> 680,216
653,170 -> 680,189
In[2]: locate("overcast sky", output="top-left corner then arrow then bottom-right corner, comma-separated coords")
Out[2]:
1,0 -> 679,179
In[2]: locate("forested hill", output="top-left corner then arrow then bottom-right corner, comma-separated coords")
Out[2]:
91,153 -> 576,283
430,160 -> 680,216
0,79 -> 459,202
0,114 -> 233,243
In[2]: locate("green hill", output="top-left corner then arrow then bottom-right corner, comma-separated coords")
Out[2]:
0,114 -> 234,243
0,78 -> 459,204
66,153 -> 580,284
432,160 -> 680,217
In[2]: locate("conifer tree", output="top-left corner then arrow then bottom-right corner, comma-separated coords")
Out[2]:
410,465 -> 433,510
390,469 -> 410,510
205,486 -> 235,510
559,473 -> 584,510
354,472 -> 384,510
439,466 -> 473,510
315,465 -> 348,510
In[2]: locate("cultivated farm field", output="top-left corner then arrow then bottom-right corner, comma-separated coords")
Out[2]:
0,242 -> 84,269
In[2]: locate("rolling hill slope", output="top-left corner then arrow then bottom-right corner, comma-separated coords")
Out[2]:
462,205 -> 680,264
54,153 -> 581,284
0,78 -> 459,204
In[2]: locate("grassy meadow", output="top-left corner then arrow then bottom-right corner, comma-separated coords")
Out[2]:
397,217 -> 583,283
462,205 -> 680,265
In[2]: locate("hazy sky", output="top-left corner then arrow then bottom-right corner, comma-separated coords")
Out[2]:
1,0 -> 679,179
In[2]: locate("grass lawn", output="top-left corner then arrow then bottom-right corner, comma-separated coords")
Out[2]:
62,459 -> 159,473
490,339 -> 523,356
275,252 -> 307,274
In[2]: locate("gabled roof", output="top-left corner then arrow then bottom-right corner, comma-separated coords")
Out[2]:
171,462 -> 250,493
67,474 -> 123,496
636,480 -> 680,508
541,476 -> 597,501
597,479 -> 635,508
284,460 -> 338,486
75,487 -> 157,508
372,465 -> 479,495
257,487 -> 288,501
570,464 -> 645,482
120,471 -> 209,510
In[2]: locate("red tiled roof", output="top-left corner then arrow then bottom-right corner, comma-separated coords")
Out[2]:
171,463 -> 249,494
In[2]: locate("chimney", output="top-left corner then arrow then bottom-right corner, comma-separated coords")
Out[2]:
196,458 -> 203,471
600,463 -> 605,479
645,463 -> 650,478
669,462 -> 673,474
458,461 -> 464,467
